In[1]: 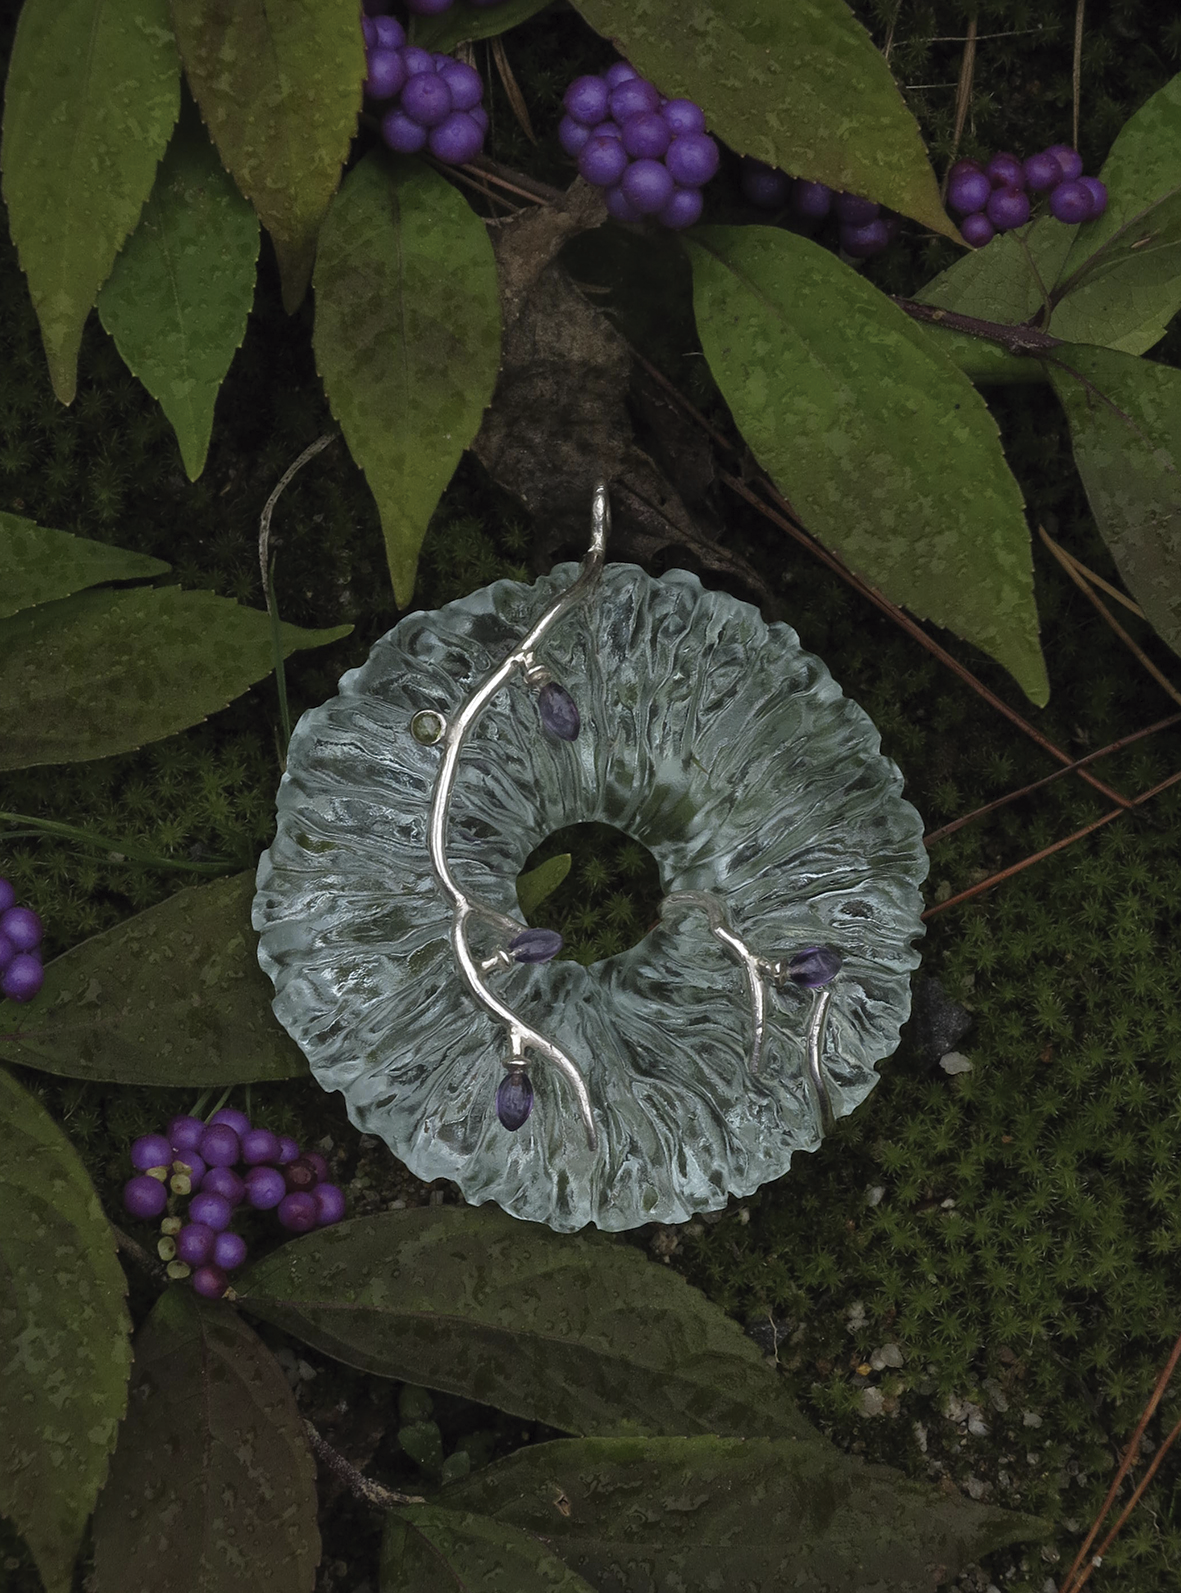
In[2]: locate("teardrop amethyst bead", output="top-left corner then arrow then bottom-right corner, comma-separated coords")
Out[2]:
509,928 -> 564,964
496,1068 -> 534,1130
785,946 -> 843,988
537,682 -> 580,740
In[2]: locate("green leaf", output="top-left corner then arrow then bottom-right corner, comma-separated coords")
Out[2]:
236,1206 -> 817,1441
0,584 -> 351,769
92,1289 -> 320,1593
0,511 -> 169,620
313,153 -> 501,607
1049,343 -> 1181,658
1051,72 -> 1181,355
414,0 -> 553,52
0,1065 -> 132,1593
0,871 -> 309,1084
434,1434 -> 1049,1593
382,1506 -> 599,1593
686,224 -> 1048,706
569,0 -> 954,238
169,0 -> 364,312
97,93 -> 260,480
516,853 -> 572,917
0,0 -> 181,404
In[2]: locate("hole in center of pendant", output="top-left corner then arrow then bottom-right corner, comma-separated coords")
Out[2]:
517,823 -> 663,965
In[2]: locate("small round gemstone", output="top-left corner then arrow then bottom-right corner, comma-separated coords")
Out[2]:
191,1264 -> 228,1300
314,1184 -> 347,1226
201,1166 -> 245,1204
130,1133 -> 174,1172
410,709 -> 446,744
239,1128 -> 281,1166
245,1165 -> 287,1210
537,682 -> 580,740
496,1068 -> 534,1130
189,1191 -> 233,1232
1048,179 -> 1092,224
1046,144 -> 1084,181
985,152 -> 1025,189
212,1230 -> 248,1270
277,1192 -> 319,1233
176,1222 -> 216,1266
168,1115 -> 206,1153
784,945 -> 843,988
960,211 -> 995,247
124,1174 -> 168,1220
199,1123 -> 240,1167
510,927 -> 564,963
1023,151 -> 1063,192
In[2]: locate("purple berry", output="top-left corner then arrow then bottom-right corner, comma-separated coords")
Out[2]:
537,681 -> 580,739
239,1128 -> 281,1166
171,1150 -> 206,1183
496,1068 -> 533,1130
840,218 -> 892,257
365,47 -> 406,101
833,192 -> 880,225
208,1107 -> 251,1137
510,928 -> 564,964
168,1115 -> 205,1153
563,74 -> 609,127
405,0 -> 452,12
212,1230 -> 248,1270
604,61 -> 638,89
284,1157 -> 319,1194
985,186 -> 1031,231
658,185 -> 704,230
0,879 -> 14,913
0,907 -> 42,952
578,134 -> 629,189
665,132 -> 719,188
785,945 -> 843,988
1,954 -> 42,1002
191,1265 -> 228,1300
277,1192 -> 319,1233
559,115 -> 592,157
985,152 -> 1025,190
199,1123 -> 240,1167
429,111 -> 485,164
304,1151 -> 330,1183
1023,151 -> 1063,192
1049,180 -> 1093,223
176,1222 -> 216,1265
621,157 -> 675,215
609,78 -> 660,122
947,158 -> 983,180
201,1165 -> 245,1204
130,1132 -> 173,1172
400,46 -> 435,77
244,1165 -> 287,1210
372,16 -> 405,49
1047,144 -> 1084,181
437,59 -> 482,111
960,211 -> 996,247
661,99 -> 706,136
588,119 -> 622,140
604,184 -> 640,222
275,1136 -> 300,1165
469,106 -> 488,134
620,111 -> 670,160
740,159 -> 792,209
791,180 -> 832,219
189,1191 -> 232,1231
123,1174 -> 168,1220
947,169 -> 991,215
382,109 -> 428,153
401,72 -> 452,128
361,15 -> 377,46
0,933 -> 15,972
1078,176 -> 1108,217
314,1184 -> 347,1227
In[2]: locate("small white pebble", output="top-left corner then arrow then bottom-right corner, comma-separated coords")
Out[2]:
865,1184 -> 885,1207
1023,1410 -> 1044,1427
737,1207 -> 750,1225
965,1476 -> 988,1500
297,1359 -> 317,1381
317,1135 -> 334,1153
913,1421 -> 928,1453
846,1299 -> 868,1332
389,1198 -> 407,1209
871,1342 -> 904,1370
859,1387 -> 886,1417
939,1052 -> 973,1075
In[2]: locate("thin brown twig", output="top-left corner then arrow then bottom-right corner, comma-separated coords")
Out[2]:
629,346 -> 738,459
922,766 -> 1181,919
258,433 -> 337,608
443,158 -> 524,218
945,11 -> 978,192
882,0 -> 903,61
1044,537 -> 1145,618
465,154 -> 562,204
304,1419 -> 425,1509
1038,526 -> 1181,709
1072,0 -> 1086,153
111,1221 -> 168,1284
491,34 -> 537,143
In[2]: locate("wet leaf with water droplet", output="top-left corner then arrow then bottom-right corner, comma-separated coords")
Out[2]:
569,0 -> 955,237
169,0 -> 363,311
97,93 -> 260,481
0,1065 -> 132,1593
515,853 -> 572,919
382,1505 -> 597,1593
414,0 -> 554,53
687,224 -> 1049,706
313,154 -> 501,606
0,511 -> 169,621
0,584 -> 350,770
236,1206 -> 816,1441
434,1434 -> 1049,1592
2,872 -> 309,1084
92,1289 -> 320,1593
0,0 -> 181,402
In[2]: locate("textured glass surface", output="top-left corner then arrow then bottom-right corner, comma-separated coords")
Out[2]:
253,563 -> 929,1231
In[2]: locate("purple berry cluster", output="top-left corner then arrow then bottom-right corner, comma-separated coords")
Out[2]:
0,877 -> 43,1003
738,161 -> 899,258
123,1107 -> 346,1301
362,12 -> 488,164
560,63 -> 720,229
947,146 -> 1108,247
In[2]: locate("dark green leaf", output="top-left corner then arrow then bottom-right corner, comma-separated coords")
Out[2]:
435,1434 -> 1049,1593
236,1206 -> 816,1441
382,1506 -> 598,1593
92,1289 -> 320,1593
0,0 -> 181,403
1051,72 -> 1181,355
313,153 -> 501,606
414,0 -> 553,52
1049,343 -> 1181,658
0,584 -> 351,769
517,853 -> 572,917
569,0 -> 954,237
0,511 -> 169,620
0,1065 -> 132,1593
169,0 -> 364,311
97,94 -> 260,480
687,224 -> 1048,705
0,872 -> 309,1084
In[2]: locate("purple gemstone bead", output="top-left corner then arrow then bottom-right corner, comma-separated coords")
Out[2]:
212,1230 -> 248,1270
189,1191 -> 233,1232
245,1165 -> 287,1210
621,157 -> 675,215
658,185 -> 704,230
559,115 -> 592,157
429,111 -> 485,165
665,132 -> 719,188
1023,151 -> 1063,192
1,954 -> 42,1002
785,945 -> 843,988
1046,144 -> 1084,181
510,928 -> 564,963
168,1115 -> 206,1153
278,1192 -> 319,1233
791,180 -> 832,219
199,1123 -> 241,1167
239,1128 -> 281,1166
0,906 -> 42,951
372,15 -> 405,49
833,192 -> 879,225
0,932 -> 15,971
201,1165 -> 245,1204
960,211 -> 995,247
314,1184 -> 347,1227
365,47 -> 406,101
537,682 -> 580,740
947,169 -> 991,216
986,185 -> 1031,231
621,111 -> 670,160
382,109 -> 428,153
661,98 -> 706,136
123,1174 -> 168,1220
0,879 -> 14,913
130,1133 -> 173,1172
176,1222 -> 216,1265
740,159 -> 792,209
208,1107 -> 251,1137
563,73 -> 609,127
496,1068 -> 534,1130
191,1265 -> 228,1300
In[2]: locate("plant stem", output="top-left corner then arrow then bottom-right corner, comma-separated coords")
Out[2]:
893,297 -> 1064,355
303,1420 -> 425,1509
